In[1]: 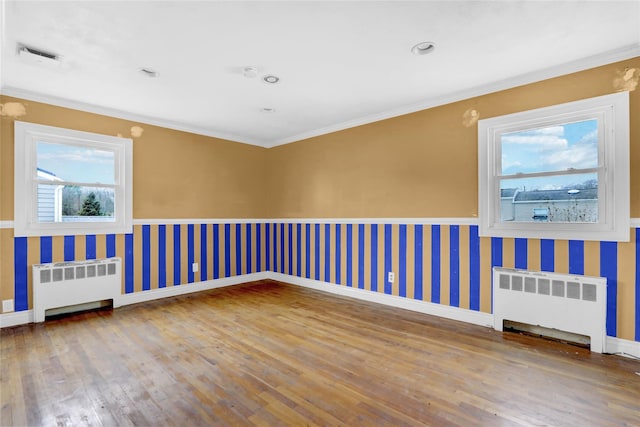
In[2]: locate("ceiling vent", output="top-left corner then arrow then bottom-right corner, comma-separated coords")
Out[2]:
139,68 -> 159,78
18,45 -> 61,66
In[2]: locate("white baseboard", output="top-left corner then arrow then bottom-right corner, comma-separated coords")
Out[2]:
0,272 -> 269,328
0,309 -> 34,328
271,273 -> 640,360
117,272 -> 269,307
606,336 -> 640,359
268,272 -> 494,328
2,271 -> 639,361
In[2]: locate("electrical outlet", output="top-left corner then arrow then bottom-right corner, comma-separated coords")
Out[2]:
2,299 -> 14,313
192,263 -> 199,273
388,272 -> 395,283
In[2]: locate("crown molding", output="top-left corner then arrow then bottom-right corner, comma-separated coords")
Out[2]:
0,86 -> 269,148
266,44 -> 640,147
2,44 -> 639,148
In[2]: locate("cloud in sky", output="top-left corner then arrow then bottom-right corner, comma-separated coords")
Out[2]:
501,127 -> 568,151
37,143 -> 115,184
501,120 -> 597,175
38,146 -> 114,164
501,158 -> 522,171
535,126 -> 564,135
541,129 -> 597,170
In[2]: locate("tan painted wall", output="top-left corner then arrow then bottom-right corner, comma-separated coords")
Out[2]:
266,58 -> 640,218
3,59 -> 637,222
0,96 -> 270,220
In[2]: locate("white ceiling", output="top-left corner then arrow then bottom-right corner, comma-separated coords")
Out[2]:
1,1 -> 639,147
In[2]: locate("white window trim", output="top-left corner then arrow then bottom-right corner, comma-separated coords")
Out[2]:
14,121 -> 133,237
478,92 -> 629,242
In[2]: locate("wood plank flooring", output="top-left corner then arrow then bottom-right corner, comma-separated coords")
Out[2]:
1,280 -> 639,426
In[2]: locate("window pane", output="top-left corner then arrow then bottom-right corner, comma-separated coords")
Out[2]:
501,119 -> 598,175
500,173 -> 598,223
37,142 -> 115,184
38,185 -> 115,223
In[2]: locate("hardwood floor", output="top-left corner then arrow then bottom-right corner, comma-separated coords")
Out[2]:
1,280 -> 639,426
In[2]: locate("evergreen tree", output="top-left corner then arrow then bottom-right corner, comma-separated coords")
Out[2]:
79,192 -> 102,216
62,185 -> 82,215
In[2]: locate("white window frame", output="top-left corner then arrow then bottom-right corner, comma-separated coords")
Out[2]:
478,92 -> 629,242
14,121 -> 133,237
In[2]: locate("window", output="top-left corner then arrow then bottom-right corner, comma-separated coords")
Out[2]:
14,121 -> 133,237
478,92 -> 629,241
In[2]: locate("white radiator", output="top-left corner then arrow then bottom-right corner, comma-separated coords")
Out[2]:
33,258 -> 122,322
493,267 -> 607,353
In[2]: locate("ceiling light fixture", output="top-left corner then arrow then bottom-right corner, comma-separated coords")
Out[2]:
261,107 -> 276,113
411,41 -> 435,55
139,67 -> 159,78
263,75 -> 280,84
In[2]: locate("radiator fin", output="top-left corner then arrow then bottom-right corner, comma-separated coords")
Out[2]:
538,279 -> 550,295
583,284 -> 597,302
524,277 -> 536,293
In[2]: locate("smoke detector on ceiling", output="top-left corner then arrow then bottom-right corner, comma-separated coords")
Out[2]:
18,45 -> 61,66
